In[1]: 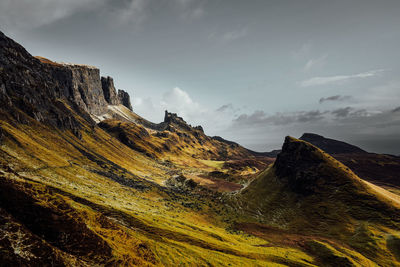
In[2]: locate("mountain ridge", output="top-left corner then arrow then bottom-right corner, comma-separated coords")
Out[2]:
1,30 -> 400,266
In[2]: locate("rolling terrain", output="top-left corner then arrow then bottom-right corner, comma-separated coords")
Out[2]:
1,30 -> 400,266
266,133 -> 400,192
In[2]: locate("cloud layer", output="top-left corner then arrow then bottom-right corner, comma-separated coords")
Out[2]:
300,69 -> 384,87
319,95 -> 352,104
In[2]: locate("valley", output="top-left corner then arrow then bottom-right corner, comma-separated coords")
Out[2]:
1,30 -> 400,266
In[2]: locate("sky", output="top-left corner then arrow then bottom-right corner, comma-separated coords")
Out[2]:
1,0 -> 400,154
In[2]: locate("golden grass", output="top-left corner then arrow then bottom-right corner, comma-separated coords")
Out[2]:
0,117 -> 318,266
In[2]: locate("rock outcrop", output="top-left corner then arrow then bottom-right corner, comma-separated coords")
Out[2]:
0,30 -> 87,136
101,76 -> 119,105
163,111 -> 192,131
274,136 -> 328,195
118,89 -> 133,111
63,64 -> 108,115
0,29 -> 134,133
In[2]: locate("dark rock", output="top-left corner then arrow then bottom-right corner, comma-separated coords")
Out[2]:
0,126 -> 4,143
184,178 -> 198,190
55,64 -> 108,116
163,110 -> 191,131
166,174 -> 198,191
118,89 -> 133,111
0,30 -> 100,135
193,125 -> 204,132
101,76 -> 119,105
274,136 -> 325,195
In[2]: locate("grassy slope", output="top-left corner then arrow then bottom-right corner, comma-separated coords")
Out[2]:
235,137 -> 400,266
0,109 -> 315,266
98,118 -> 268,188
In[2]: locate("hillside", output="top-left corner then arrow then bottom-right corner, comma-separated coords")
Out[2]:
236,136 -> 400,266
265,133 -> 400,191
1,30 -> 306,266
299,133 -> 367,154
1,29 -> 400,266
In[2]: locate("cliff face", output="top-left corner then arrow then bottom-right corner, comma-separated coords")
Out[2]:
48,62 -> 113,116
0,30 -> 133,133
118,89 -> 133,111
101,76 -> 119,105
65,64 -> 108,115
0,31 -> 86,136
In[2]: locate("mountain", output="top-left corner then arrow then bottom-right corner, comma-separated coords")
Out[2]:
299,133 -> 400,191
1,30 -> 399,266
264,133 -> 400,191
0,31 -> 290,266
299,133 -> 367,154
236,136 -> 400,266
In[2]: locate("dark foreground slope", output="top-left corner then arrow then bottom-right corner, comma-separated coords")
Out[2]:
236,136 -> 400,266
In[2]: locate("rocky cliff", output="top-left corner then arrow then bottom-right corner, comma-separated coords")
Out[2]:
101,76 -> 119,105
118,89 -> 133,111
101,76 -> 133,111
0,31 -> 86,137
0,29 -> 133,133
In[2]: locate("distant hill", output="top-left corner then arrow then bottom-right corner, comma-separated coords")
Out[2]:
237,136 -> 400,266
299,133 -> 367,154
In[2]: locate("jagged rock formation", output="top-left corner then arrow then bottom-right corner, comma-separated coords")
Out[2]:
0,29 -> 134,133
300,133 -> 367,154
101,76 -> 133,111
118,89 -> 133,111
0,31 -> 87,136
163,110 -> 191,131
101,76 -> 119,105
62,64 -> 108,115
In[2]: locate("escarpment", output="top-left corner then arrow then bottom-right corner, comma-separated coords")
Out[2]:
0,30 -> 133,134
117,89 -> 133,111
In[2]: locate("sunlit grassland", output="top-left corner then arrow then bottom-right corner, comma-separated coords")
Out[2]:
0,119 -> 318,266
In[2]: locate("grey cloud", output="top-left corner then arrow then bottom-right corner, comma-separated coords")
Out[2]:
297,110 -> 326,122
319,95 -> 352,104
300,69 -> 385,87
227,106 -> 400,154
222,28 -> 248,42
233,110 -> 326,127
331,107 -> 369,119
0,0 -> 106,32
392,106 -> 400,113
0,0 -> 205,33
331,107 -> 353,117
216,103 -> 234,112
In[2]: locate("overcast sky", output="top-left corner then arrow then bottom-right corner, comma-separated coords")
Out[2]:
1,0 -> 400,154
